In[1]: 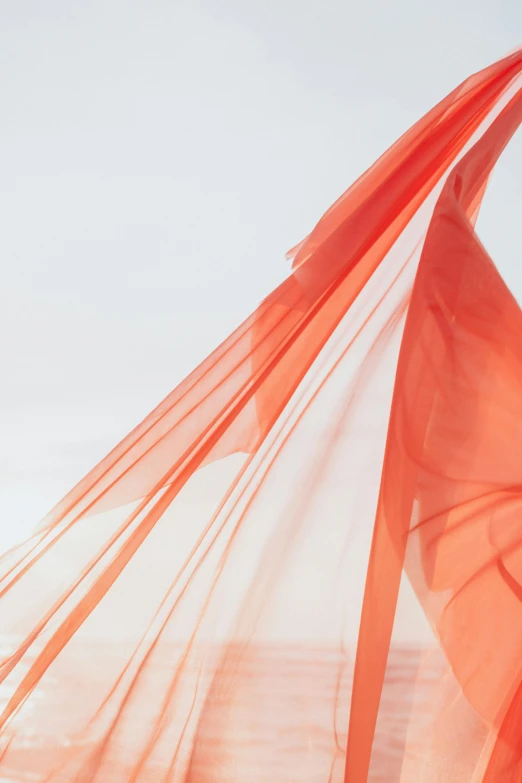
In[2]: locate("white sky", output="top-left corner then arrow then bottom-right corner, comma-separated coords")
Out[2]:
0,0 -> 521,551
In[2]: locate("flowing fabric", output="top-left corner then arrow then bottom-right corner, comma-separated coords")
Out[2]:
1,49 -> 522,782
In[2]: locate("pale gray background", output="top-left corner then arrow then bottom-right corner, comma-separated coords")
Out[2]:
0,1 -> 521,550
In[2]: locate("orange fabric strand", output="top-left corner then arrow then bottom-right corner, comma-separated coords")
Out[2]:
346,82 -> 522,783
1,49 -> 522,783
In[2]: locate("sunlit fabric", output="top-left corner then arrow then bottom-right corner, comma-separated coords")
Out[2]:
1,49 -> 522,782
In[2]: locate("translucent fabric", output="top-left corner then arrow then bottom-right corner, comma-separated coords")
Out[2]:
1,49 -> 522,783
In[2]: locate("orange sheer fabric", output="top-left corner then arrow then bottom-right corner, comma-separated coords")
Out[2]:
0,49 -> 522,783
347,78 -> 522,783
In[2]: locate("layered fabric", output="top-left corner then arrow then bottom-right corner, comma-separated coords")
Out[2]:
1,49 -> 522,782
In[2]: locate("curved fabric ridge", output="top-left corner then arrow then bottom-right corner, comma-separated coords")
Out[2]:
345,80 -> 522,783
0,49 -> 521,783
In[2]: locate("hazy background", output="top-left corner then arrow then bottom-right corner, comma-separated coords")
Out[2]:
0,0 -> 521,551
